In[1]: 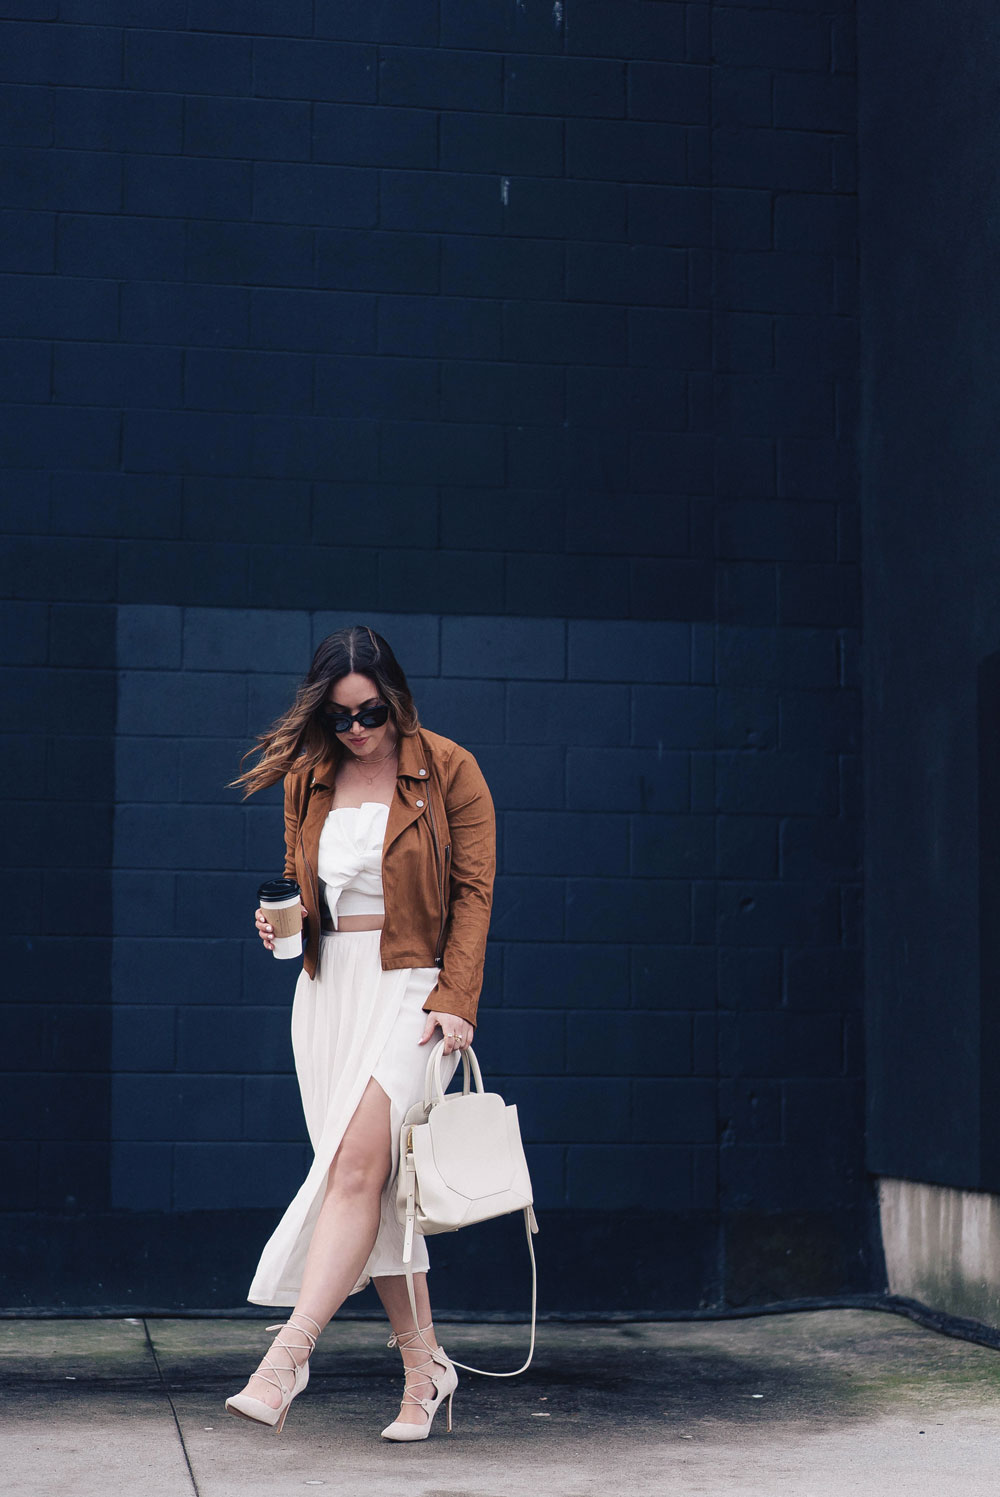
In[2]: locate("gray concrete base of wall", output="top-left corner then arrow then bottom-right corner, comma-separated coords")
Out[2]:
879,1176 -> 1000,1329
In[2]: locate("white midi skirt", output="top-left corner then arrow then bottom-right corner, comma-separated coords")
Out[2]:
247,928 -> 459,1308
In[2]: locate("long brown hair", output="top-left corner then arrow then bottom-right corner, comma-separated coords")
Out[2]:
228,625 -> 420,799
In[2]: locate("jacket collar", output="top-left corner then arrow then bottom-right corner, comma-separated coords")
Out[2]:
308,728 -> 428,788
396,729 -> 429,779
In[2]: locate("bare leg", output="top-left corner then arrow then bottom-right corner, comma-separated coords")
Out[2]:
238,1077 -> 393,1408
374,1271 -> 446,1428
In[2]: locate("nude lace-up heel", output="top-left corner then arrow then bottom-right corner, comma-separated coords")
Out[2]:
380,1324 -> 458,1441
225,1312 -> 322,1432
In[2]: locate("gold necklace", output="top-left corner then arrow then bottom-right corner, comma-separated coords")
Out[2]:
345,741 -> 398,786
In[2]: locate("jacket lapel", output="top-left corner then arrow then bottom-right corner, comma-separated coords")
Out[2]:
384,730 -> 431,853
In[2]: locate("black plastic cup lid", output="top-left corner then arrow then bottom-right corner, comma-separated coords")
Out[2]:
258,878 -> 301,901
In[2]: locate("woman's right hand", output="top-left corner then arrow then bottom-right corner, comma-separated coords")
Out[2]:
255,905 -> 308,951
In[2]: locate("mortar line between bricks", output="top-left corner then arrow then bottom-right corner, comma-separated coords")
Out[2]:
142,1318 -> 201,1497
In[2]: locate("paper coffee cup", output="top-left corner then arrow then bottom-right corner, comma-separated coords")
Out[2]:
258,878 -> 303,960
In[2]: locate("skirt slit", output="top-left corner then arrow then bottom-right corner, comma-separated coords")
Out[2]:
247,927 -> 458,1308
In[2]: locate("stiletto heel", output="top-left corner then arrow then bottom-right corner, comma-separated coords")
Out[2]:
380,1323 -> 458,1442
225,1312 -> 322,1432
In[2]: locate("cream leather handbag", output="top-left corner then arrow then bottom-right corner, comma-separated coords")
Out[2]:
396,1039 -> 539,1376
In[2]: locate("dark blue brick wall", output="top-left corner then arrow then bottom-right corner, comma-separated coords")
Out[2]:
861,1 -> 1000,1198
0,0 -> 865,1311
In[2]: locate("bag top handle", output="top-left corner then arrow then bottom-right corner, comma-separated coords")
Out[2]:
423,1037 -> 485,1109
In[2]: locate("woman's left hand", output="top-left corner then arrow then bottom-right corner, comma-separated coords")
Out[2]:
419,1011 -> 474,1055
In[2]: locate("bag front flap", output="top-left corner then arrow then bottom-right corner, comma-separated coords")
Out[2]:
416,1092 -> 516,1199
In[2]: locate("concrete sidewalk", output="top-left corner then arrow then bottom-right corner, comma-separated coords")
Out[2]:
3,1309 -> 1000,1495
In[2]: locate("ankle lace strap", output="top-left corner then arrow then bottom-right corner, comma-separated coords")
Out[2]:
386,1322 -> 434,1351
252,1312 -> 323,1398
386,1323 -> 450,1409
264,1311 -> 323,1349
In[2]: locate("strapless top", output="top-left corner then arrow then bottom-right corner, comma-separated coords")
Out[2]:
316,802 -> 388,929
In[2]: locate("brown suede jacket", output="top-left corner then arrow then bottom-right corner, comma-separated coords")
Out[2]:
282,727 -> 495,1027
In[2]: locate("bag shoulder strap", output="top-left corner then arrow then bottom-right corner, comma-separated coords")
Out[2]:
403,1206 -> 538,1379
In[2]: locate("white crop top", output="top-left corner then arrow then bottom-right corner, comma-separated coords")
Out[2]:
316,801 -> 389,928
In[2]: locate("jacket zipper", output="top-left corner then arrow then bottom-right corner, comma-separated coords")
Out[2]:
440,844 -> 451,964
299,780 -> 316,950
425,791 -> 448,968
299,827 -> 314,902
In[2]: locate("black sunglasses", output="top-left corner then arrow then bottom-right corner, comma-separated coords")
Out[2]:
325,703 -> 390,734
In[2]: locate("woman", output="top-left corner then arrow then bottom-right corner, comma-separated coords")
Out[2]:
223,625 -> 495,1441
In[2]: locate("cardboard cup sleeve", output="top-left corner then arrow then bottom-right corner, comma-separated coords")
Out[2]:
263,900 -> 302,939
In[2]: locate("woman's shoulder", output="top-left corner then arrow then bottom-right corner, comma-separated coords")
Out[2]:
282,756 -> 314,804
415,728 -> 490,797
415,727 -> 481,771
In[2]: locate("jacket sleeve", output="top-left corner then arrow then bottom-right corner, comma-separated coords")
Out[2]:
283,773 -> 300,883
423,749 -> 496,1027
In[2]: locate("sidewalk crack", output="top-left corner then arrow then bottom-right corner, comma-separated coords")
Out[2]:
143,1319 -> 201,1497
